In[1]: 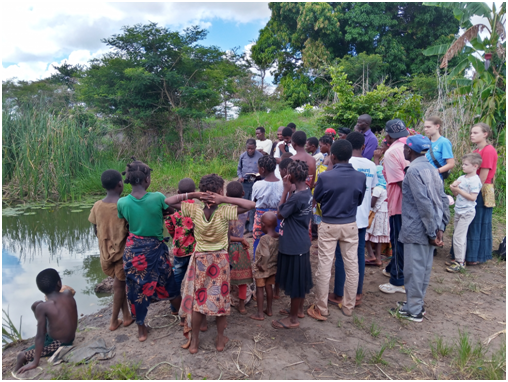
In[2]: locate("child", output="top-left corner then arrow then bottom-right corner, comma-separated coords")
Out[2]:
274,127 -> 296,162
237,139 -> 263,233
226,181 -> 254,314
365,166 -> 390,267
165,178 -> 197,317
272,160 -> 313,329
318,135 -> 333,171
165,174 -> 255,354
250,212 -> 280,321
15,269 -> 77,374
447,153 -> 483,272
117,158 -> 181,342
251,155 -> 283,258
305,137 -> 324,167
88,169 -> 133,331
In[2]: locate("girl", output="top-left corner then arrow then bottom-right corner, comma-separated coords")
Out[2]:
318,135 -> 333,172
117,158 -> 181,342
164,174 -> 255,354
423,116 -> 455,179
252,156 -> 283,259
226,181 -> 253,315
365,166 -> 390,266
459,123 -> 498,265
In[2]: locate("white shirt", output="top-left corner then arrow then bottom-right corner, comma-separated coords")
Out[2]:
256,139 -> 272,155
455,174 -> 482,213
349,157 -> 378,229
273,142 -> 296,158
371,186 -> 388,213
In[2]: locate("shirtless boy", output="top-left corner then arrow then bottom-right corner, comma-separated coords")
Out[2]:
15,269 -> 78,374
291,131 -> 316,188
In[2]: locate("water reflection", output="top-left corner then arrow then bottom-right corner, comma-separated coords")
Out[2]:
2,207 -> 112,339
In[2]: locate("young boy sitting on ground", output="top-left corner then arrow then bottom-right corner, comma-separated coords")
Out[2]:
250,212 -> 279,321
15,269 -> 78,374
88,169 -> 133,331
447,153 -> 483,272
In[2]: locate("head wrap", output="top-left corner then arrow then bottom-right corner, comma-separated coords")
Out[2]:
375,165 -> 386,189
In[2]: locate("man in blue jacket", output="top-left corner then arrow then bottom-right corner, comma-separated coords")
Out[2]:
309,140 -> 366,319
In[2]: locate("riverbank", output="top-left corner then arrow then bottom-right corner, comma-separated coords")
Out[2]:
3,226 -> 505,380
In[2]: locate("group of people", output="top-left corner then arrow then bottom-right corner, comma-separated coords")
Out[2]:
15,115 -> 499,372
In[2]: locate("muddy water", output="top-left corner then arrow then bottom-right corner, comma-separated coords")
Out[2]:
2,206 -> 112,339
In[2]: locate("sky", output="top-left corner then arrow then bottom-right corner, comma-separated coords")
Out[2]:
2,2 -> 271,82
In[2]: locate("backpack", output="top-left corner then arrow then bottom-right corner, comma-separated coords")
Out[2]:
493,237 -> 506,261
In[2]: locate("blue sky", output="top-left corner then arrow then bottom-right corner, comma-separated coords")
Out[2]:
2,2 -> 271,82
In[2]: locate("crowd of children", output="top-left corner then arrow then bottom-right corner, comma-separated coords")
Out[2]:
15,117 -> 499,371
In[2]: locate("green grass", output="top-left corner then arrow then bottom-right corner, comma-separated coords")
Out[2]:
430,336 -> 453,359
355,345 -> 366,366
369,322 -> 381,338
51,361 -> 142,380
370,343 -> 388,365
2,308 -> 23,347
352,315 -> 364,330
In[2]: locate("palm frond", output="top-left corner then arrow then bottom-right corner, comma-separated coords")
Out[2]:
440,24 -> 486,68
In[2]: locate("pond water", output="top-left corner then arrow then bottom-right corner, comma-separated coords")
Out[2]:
2,206 -> 112,339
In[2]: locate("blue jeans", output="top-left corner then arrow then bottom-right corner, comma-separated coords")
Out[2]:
334,227 -> 366,296
170,256 -> 191,312
385,215 -> 404,286
242,180 -> 255,232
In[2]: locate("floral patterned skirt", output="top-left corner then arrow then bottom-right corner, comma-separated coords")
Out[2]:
228,242 -> 253,285
123,233 -> 179,325
179,250 -> 231,338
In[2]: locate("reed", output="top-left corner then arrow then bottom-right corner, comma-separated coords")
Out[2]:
2,308 -> 23,347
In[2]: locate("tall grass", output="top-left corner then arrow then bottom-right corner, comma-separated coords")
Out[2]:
2,308 -> 23,347
2,101 -> 109,202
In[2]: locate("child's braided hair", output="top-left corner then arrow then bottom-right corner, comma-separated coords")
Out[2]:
257,155 -> 276,173
199,174 -> 224,193
122,157 -> 152,185
287,160 -> 308,183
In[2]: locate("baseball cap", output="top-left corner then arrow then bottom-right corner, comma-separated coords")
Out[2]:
385,119 -> 408,139
325,128 -> 336,136
406,134 -> 431,154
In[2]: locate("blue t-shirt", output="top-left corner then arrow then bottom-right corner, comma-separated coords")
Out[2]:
425,136 -> 453,169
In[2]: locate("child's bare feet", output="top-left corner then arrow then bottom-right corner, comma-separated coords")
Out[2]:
123,317 -> 134,327
109,319 -> 123,331
236,300 -> 247,315
200,319 -> 208,332
138,324 -> 148,342
263,308 -> 272,316
189,335 -> 199,354
215,335 -> 229,351
250,312 -> 265,321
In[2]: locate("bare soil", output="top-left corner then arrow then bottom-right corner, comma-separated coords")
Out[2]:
3,226 -> 506,380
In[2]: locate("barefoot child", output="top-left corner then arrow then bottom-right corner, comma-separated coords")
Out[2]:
165,174 -> 255,354
272,160 -> 314,329
15,269 -> 77,374
226,181 -> 254,315
165,178 -> 197,317
250,212 -> 279,321
88,169 -> 134,331
117,158 -> 181,342
365,166 -> 390,267
447,153 -> 483,272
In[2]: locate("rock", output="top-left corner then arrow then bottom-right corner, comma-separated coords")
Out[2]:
95,277 -> 114,293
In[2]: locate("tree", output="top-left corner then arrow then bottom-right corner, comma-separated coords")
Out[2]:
251,2 -> 460,104
77,23 -> 226,148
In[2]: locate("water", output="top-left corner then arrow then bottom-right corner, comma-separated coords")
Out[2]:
2,206 -> 112,339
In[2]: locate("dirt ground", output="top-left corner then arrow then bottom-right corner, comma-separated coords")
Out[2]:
3,225 -> 506,380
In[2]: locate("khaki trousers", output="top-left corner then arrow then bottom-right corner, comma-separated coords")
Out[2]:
453,210 -> 476,264
315,222 -> 358,315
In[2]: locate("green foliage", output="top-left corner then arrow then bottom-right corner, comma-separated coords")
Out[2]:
407,74 -> 439,101
320,66 -> 423,130
51,361 -> 142,380
2,308 -> 23,347
252,2 -> 460,104
334,53 -> 388,93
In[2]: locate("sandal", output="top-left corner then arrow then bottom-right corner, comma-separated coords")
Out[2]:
306,304 -> 327,321
466,261 -> 479,266
279,308 -> 304,319
271,319 -> 299,330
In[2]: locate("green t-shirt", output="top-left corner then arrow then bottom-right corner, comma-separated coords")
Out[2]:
117,192 -> 169,241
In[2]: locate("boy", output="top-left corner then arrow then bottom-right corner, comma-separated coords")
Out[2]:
88,169 -> 133,331
15,269 -> 77,373
305,137 -> 324,167
250,212 -> 279,321
447,153 -> 483,272
237,138 -> 263,233
287,122 -> 297,134
395,135 -> 449,322
270,126 -> 286,158
165,178 -> 197,316
274,127 -> 296,163
255,126 -> 272,155
329,132 -> 377,308
309,140 -> 366,319
273,160 -> 313,329
291,131 -> 317,188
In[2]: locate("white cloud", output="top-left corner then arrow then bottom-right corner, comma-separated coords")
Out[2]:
242,42 -> 277,94
2,3 -> 270,64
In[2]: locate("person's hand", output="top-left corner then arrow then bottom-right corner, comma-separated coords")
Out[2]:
373,148 -> 383,161
282,174 -> 292,191
201,192 -> 225,207
239,177 -> 244,183
241,239 -> 250,250
450,180 -> 460,188
429,230 -> 444,247
61,285 -> 76,296
18,360 -> 38,374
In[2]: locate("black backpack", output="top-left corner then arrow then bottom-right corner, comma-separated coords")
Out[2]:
493,237 -> 506,261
